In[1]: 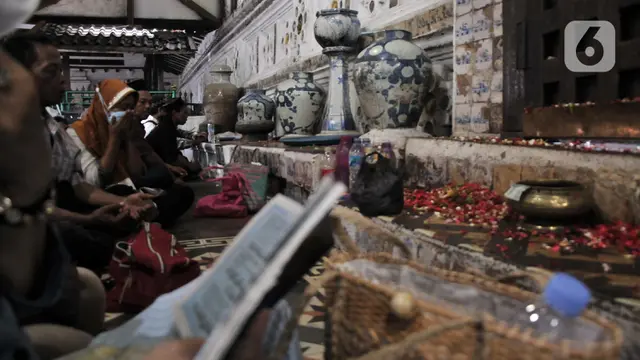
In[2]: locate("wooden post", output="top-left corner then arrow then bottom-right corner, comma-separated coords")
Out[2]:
144,54 -> 153,90
127,0 -> 135,25
61,54 -> 71,90
154,54 -> 164,90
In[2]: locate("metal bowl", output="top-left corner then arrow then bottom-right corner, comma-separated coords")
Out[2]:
506,180 -> 593,219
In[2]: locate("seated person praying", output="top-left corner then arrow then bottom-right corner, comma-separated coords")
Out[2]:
146,98 -> 203,180
2,34 -> 156,275
67,79 -> 192,228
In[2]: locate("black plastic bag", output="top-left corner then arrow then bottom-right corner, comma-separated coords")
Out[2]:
351,152 -> 404,217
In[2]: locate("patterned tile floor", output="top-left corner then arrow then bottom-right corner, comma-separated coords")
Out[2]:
104,235 -> 327,360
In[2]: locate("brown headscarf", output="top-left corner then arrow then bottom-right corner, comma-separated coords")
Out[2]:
70,79 -> 137,184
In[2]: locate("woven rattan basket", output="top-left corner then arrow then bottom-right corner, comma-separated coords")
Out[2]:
325,252 -> 623,360
270,206 -> 624,360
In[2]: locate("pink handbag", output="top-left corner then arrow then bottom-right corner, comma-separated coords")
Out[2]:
195,166 -> 249,218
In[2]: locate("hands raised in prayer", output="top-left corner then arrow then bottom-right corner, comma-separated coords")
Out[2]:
109,111 -> 137,140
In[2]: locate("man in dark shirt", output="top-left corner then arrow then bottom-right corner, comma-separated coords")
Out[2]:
123,81 -> 196,227
146,98 -> 202,179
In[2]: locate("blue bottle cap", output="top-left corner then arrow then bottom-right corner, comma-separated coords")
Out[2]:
543,273 -> 592,317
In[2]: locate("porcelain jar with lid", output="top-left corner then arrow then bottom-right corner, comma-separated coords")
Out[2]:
236,89 -> 276,140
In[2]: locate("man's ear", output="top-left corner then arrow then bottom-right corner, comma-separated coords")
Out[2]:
38,0 -> 61,10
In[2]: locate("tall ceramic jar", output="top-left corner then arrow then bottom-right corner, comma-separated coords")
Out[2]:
236,89 -> 276,141
352,30 -> 433,131
273,72 -> 326,138
203,64 -> 240,133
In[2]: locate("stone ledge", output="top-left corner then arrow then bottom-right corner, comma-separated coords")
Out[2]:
405,138 -> 640,223
223,144 -> 323,190
222,137 -> 640,223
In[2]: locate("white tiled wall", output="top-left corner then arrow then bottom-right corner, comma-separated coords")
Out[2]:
453,0 -> 503,136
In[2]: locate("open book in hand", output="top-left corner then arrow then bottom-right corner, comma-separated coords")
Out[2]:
62,176 -> 345,359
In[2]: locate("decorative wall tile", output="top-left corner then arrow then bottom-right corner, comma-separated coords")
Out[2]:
454,0 -> 504,136
383,4 -> 454,44
475,38 -> 492,71
470,103 -> 490,133
456,74 -> 472,104
490,70 -> 502,102
472,71 -> 491,102
276,18 -> 294,63
455,13 -> 473,44
454,103 -> 471,133
292,0 -> 310,59
488,102 -> 502,133
454,44 -> 474,75
493,3 -> 503,37
258,31 -> 275,73
456,0 -> 472,16
359,0 -> 385,16
472,0 -> 491,10
472,7 -> 492,40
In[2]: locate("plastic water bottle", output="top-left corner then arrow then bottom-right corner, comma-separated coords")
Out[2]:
514,273 -> 594,344
348,138 -> 364,189
319,147 -> 336,178
207,123 -> 216,143
361,138 -> 373,155
335,136 -> 353,187
362,138 -> 377,164
380,141 -> 396,167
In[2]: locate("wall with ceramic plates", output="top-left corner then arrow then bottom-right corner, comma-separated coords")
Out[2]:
453,0 -> 503,136
178,0 -> 456,136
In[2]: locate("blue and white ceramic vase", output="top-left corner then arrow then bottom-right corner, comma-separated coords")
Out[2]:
236,89 -> 275,140
273,72 -> 326,137
313,9 -> 360,48
352,30 -> 432,130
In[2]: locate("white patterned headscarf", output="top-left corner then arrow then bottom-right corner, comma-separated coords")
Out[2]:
0,0 -> 40,38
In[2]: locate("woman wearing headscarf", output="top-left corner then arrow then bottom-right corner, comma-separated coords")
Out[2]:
67,79 -> 193,228
67,79 -> 141,188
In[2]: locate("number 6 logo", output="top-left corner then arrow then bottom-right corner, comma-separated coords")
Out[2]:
564,21 -> 615,73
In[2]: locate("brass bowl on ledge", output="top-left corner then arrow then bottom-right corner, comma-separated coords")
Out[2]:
506,180 -> 593,219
